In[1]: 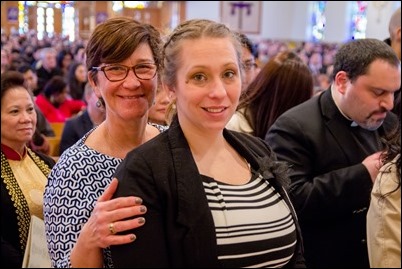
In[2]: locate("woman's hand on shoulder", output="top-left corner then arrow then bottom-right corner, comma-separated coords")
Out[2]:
77,178 -> 146,249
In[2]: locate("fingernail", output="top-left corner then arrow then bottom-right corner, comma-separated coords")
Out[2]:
138,217 -> 145,225
140,206 -> 147,213
130,234 -> 136,241
135,198 -> 143,205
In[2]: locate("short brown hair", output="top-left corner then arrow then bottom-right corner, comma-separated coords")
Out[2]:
86,17 -> 162,84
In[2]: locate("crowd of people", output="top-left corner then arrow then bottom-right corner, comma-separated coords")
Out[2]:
1,6 -> 400,268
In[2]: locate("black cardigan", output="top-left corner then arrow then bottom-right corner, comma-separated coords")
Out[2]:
111,117 -> 305,268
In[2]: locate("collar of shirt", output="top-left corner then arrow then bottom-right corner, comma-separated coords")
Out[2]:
1,143 -> 27,160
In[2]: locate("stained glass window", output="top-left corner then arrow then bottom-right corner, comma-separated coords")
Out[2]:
18,1 -> 28,34
350,1 -> 368,39
311,1 -> 327,42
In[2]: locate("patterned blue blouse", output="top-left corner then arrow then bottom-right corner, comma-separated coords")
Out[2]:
43,130 -> 122,268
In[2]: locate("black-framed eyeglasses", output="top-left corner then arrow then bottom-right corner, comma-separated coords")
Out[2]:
91,63 -> 157,82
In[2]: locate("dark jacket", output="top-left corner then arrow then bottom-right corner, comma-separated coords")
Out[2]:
266,89 -> 398,268
110,117 -> 305,268
60,110 -> 93,154
1,148 -> 55,268
35,66 -> 63,95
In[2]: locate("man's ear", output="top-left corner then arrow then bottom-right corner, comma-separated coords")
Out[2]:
334,71 -> 348,94
396,26 -> 401,42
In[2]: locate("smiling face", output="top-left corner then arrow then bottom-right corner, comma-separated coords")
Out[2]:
337,59 -> 401,130
89,43 -> 157,124
1,87 -> 37,150
171,37 -> 242,134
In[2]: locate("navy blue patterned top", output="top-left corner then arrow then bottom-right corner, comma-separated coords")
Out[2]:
43,130 -> 122,268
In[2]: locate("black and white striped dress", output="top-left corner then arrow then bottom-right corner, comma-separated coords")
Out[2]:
202,169 -> 297,268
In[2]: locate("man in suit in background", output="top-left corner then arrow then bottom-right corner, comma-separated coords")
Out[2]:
59,82 -> 105,154
266,38 -> 400,267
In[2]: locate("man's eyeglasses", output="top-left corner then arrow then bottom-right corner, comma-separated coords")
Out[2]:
243,61 -> 258,71
91,63 -> 157,82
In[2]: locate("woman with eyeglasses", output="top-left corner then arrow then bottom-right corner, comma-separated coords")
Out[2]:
236,32 -> 260,92
43,17 -> 162,268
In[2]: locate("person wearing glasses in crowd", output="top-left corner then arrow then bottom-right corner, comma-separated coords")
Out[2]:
236,32 -> 260,92
43,17 -> 162,268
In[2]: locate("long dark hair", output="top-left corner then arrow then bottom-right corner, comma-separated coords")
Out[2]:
238,51 -> 313,139
67,62 -> 86,100
378,123 -> 401,199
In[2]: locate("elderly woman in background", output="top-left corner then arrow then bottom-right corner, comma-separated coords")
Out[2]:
1,71 -> 55,267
